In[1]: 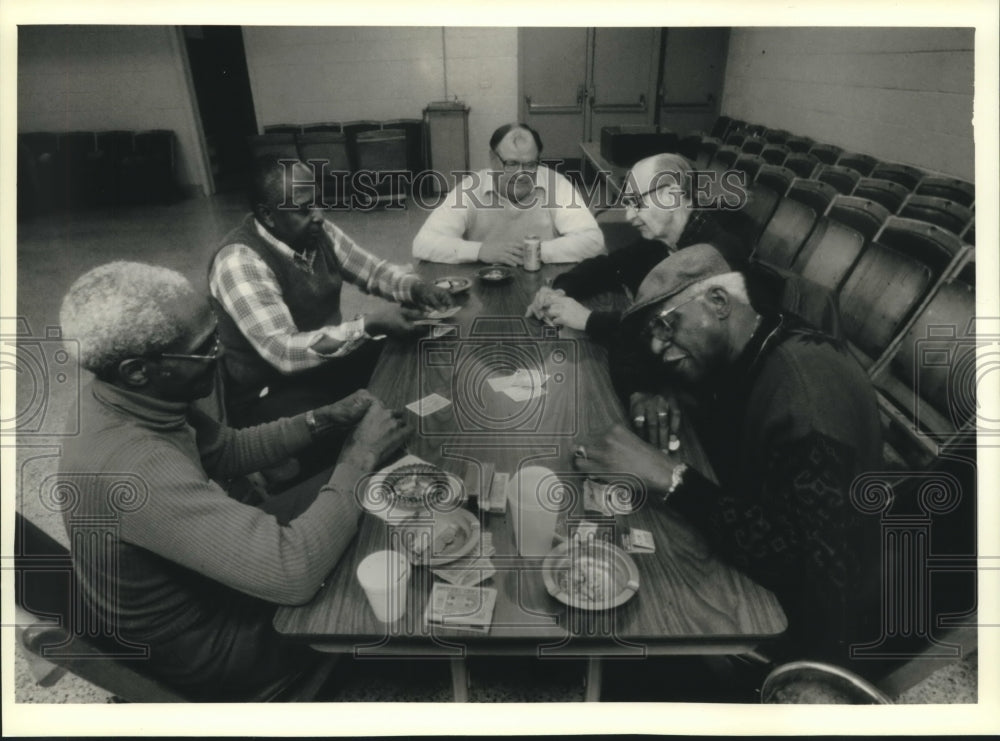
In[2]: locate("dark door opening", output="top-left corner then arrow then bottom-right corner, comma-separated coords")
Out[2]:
183,26 -> 258,193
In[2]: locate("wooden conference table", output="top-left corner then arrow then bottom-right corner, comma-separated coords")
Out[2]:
274,261 -> 787,702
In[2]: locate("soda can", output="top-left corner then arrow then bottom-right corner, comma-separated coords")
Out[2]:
523,235 -> 541,272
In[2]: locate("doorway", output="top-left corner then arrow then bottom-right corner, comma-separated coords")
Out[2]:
519,27 -> 659,174
182,26 -> 258,193
518,27 -> 729,171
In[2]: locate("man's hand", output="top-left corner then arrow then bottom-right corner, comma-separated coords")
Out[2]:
411,281 -> 454,312
338,399 -> 413,472
629,391 -> 682,451
364,305 -> 423,338
478,235 -> 524,266
541,294 -> 592,331
572,423 -> 676,495
525,286 -> 565,322
312,389 -> 375,431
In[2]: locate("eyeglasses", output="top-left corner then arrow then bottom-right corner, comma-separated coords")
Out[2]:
621,184 -> 684,211
642,294 -> 701,343
492,151 -> 540,173
148,331 -> 222,363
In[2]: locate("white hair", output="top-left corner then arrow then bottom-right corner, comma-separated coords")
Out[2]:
686,271 -> 751,305
59,261 -> 197,376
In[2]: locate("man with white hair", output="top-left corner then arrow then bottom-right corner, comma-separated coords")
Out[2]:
57,261 -> 412,699
573,244 -> 883,668
526,152 -> 749,449
412,122 -> 604,265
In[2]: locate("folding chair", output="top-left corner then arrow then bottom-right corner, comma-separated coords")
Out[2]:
759,145 -> 790,166
960,214 -> 975,246
764,128 -> 791,145
852,177 -> 909,213
835,152 -> 878,177
793,217 -> 867,293
740,136 -> 766,155
870,279 -> 976,468
786,177 -> 838,215
723,181 -> 781,247
915,175 -> 974,208
753,197 -> 818,269
898,195 -> 973,236
784,136 -> 815,154
724,131 -> 747,148
709,116 -> 734,140
838,242 -> 934,369
693,136 -> 723,169
815,164 -> 862,195
827,195 -> 891,242
733,153 -> 766,182
707,145 -> 741,177
808,143 -> 843,165
870,161 -> 924,191
754,164 -> 796,197
877,216 -> 968,280
783,152 -> 821,179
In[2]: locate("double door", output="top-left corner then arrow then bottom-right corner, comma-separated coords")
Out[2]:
519,27 -> 729,163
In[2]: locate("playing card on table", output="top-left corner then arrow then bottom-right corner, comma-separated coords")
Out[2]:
487,369 -> 548,392
414,306 -> 462,325
433,554 -> 496,586
405,392 -> 452,416
623,527 -> 655,554
501,384 -> 547,402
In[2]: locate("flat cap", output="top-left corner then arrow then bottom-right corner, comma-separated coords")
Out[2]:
622,243 -> 735,321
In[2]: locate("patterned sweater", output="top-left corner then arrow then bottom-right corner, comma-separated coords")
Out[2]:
668,316 -> 884,664
58,379 -> 364,693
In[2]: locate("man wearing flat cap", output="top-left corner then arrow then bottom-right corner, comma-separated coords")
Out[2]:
573,244 -> 883,667
526,152 -> 751,449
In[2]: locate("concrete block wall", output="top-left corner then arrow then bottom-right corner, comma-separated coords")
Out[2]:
721,28 -> 974,179
242,26 -> 519,172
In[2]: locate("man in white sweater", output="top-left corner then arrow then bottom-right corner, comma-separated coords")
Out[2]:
412,123 -> 605,266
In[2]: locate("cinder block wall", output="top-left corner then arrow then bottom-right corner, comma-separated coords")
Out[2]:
721,28 -> 974,179
242,27 -> 519,172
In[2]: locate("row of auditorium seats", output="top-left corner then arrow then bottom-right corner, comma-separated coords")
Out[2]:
694,124 -> 975,244
18,130 -> 179,219
249,119 -> 425,205
715,166 -> 975,470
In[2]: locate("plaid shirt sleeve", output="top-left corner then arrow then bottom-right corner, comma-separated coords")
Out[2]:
325,221 -> 420,302
209,244 -> 368,372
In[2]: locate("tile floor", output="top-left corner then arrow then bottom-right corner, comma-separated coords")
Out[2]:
12,193 -> 978,704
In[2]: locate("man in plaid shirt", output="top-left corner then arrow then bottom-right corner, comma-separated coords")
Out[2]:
209,158 -> 452,441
